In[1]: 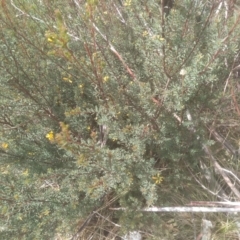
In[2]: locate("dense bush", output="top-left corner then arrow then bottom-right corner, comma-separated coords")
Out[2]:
1,0 -> 240,239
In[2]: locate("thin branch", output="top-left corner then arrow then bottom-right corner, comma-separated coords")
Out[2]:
189,201 -> 240,207
92,23 -> 136,80
215,1 -> 223,16
203,145 -> 240,200
71,212 -> 95,240
10,0 -> 80,41
200,13 -> 240,74
187,164 -> 229,201
110,206 -> 240,212
93,211 -> 121,227
208,127 -> 238,156
113,3 -> 126,24
11,0 -> 45,23
176,4 -> 215,76
222,168 -> 240,185
173,109 -> 240,200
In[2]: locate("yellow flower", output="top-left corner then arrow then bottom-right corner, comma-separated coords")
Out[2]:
124,0 -> 132,6
63,77 -> 72,83
103,76 -> 109,82
46,131 -> 54,141
1,143 -> 8,149
22,169 -> 29,177
152,173 -> 164,185
142,31 -> 148,37
47,37 -> 54,42
77,154 -> 86,166
39,208 -> 50,218
42,208 -> 50,216
14,194 -> 19,200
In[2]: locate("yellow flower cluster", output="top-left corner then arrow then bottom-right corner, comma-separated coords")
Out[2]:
1,143 -> 8,149
124,0 -> 132,7
46,131 -> 54,141
103,76 -> 109,82
54,122 -> 70,147
152,35 -> 165,41
47,36 -> 55,43
152,173 -> 164,185
142,31 -> 148,37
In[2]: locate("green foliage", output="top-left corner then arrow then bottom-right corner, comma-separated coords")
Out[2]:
0,0 -> 240,239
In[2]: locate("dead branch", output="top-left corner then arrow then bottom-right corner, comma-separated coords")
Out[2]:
110,206 -> 240,212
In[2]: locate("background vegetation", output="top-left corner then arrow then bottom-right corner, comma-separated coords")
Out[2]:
1,0 -> 240,239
